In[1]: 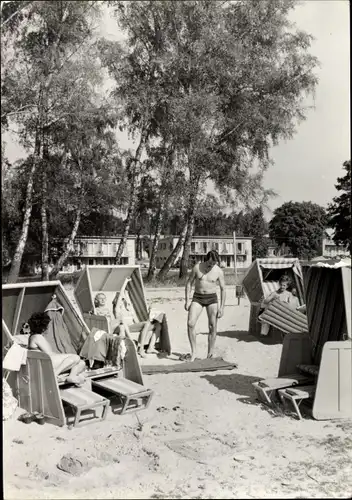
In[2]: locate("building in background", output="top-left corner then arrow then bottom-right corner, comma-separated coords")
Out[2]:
322,229 -> 349,259
55,235 -> 136,273
153,235 -> 252,269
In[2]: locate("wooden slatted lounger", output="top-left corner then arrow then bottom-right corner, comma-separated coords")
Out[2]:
60,385 -> 110,427
278,385 -> 316,420
92,376 -> 153,415
252,373 -> 313,406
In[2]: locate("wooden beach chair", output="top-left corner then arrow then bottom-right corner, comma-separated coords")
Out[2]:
242,258 -> 305,337
252,263 -> 352,420
2,281 -> 153,426
74,265 -> 171,354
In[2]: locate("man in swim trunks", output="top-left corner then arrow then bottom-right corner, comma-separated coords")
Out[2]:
184,250 -> 226,361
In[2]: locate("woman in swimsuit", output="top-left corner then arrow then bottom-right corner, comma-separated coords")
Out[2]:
183,250 -> 226,361
27,312 -> 86,386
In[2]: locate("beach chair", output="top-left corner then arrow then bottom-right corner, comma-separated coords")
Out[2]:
74,265 -> 171,354
242,258 -> 305,337
253,262 -> 352,420
2,281 -> 152,426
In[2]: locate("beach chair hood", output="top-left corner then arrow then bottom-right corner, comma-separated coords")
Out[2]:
74,265 -> 148,322
242,257 -> 304,304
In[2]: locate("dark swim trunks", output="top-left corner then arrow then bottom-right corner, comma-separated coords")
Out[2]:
192,292 -> 218,307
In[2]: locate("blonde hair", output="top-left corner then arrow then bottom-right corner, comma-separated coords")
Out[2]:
94,292 -> 106,307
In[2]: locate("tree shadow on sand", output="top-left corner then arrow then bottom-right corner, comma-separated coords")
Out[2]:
202,372 -> 298,419
201,372 -> 261,398
199,329 -> 283,345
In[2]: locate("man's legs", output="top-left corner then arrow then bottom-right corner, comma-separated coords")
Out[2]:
187,301 -> 203,361
206,303 -> 218,358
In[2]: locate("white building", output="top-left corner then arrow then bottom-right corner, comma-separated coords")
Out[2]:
153,235 -> 252,269
56,235 -> 136,273
322,230 -> 349,259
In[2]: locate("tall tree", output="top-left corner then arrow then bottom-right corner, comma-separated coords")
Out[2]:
269,201 -> 328,259
3,1 -> 102,282
327,160 -> 351,253
244,206 -> 269,259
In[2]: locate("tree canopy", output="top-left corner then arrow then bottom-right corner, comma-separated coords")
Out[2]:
269,201 -> 328,259
327,160 -> 351,253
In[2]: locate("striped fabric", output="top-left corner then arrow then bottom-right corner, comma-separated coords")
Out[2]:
259,300 -> 308,334
262,281 -> 280,298
304,266 -> 350,364
126,269 -> 149,322
243,258 -> 305,304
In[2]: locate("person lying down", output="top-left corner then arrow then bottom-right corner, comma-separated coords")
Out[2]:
27,312 -> 86,386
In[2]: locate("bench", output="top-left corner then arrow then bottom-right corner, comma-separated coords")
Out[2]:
92,376 -> 153,415
278,385 -> 316,420
60,386 -> 110,427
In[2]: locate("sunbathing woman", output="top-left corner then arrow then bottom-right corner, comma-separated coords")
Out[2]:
112,282 -> 162,358
28,312 -> 86,385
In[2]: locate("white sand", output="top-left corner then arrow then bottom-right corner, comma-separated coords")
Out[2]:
3,287 -> 352,499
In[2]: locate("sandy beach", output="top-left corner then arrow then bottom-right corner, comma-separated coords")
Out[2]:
3,286 -> 352,499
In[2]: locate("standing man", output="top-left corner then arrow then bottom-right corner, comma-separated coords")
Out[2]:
183,250 -> 226,361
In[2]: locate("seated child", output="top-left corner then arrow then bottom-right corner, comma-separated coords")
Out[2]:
259,275 -> 293,336
27,312 -> 86,386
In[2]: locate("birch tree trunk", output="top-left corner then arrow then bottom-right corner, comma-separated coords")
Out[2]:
6,8 -> 68,283
146,195 -> 165,281
7,132 -> 41,283
40,133 -> 49,281
179,207 -> 196,278
115,126 -> 149,264
157,220 -> 188,281
49,207 -> 82,279
179,175 -> 200,279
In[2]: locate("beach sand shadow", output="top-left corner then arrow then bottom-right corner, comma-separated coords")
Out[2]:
201,372 -> 260,398
199,329 -> 283,345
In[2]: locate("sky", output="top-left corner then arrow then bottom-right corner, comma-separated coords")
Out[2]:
3,1 -> 350,220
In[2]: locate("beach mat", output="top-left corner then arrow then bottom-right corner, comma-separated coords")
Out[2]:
142,357 -> 237,375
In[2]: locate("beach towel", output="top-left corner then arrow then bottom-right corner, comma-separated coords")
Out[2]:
45,296 -> 76,355
3,342 -> 27,371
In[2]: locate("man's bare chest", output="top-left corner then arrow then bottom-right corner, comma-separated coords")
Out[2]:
196,267 -> 218,284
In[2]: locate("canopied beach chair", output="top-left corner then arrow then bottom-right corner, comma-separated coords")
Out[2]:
74,265 -> 171,355
242,258 -> 305,336
253,261 -> 352,420
2,281 -> 152,427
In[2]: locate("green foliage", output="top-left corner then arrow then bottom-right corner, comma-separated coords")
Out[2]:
269,201 -> 328,259
327,160 -> 351,253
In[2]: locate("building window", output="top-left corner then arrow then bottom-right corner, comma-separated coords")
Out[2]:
103,259 -> 108,265
89,259 -> 94,265
237,243 -> 243,254
191,242 -> 195,252
202,242 -> 207,253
